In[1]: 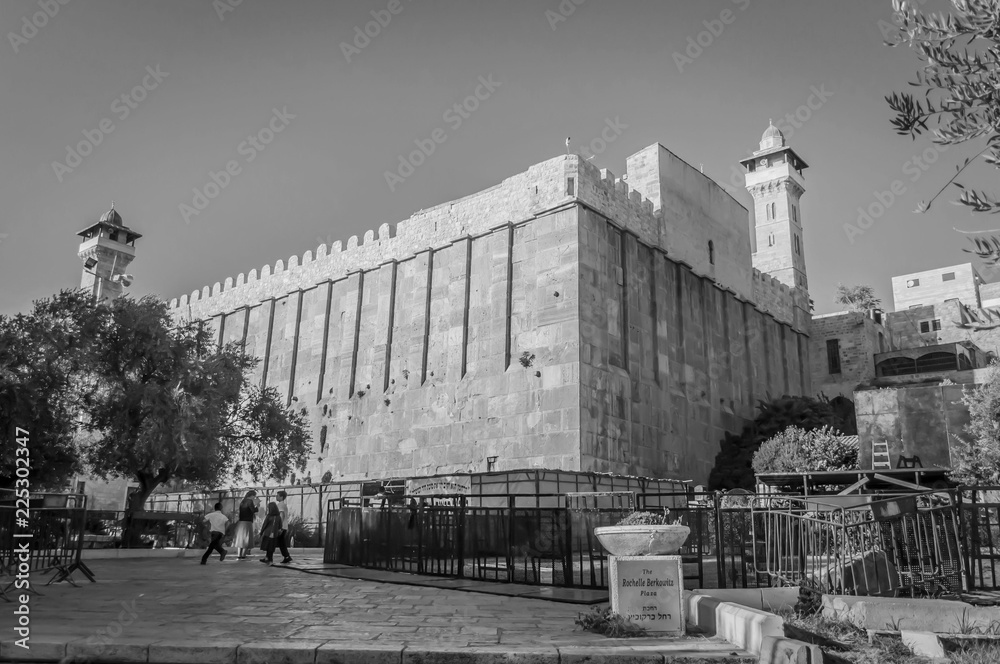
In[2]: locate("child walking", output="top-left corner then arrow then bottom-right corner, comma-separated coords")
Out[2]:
201,502 -> 229,565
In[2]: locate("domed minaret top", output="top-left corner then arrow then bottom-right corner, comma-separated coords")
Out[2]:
99,201 -> 123,226
759,120 -> 785,152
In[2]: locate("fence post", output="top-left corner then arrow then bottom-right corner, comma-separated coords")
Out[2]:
457,495 -> 466,578
956,489 -> 972,591
506,494 -> 515,583
564,495 -> 574,588
713,491 -> 726,588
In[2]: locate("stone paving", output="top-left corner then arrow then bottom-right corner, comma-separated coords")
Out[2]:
0,557 -> 752,662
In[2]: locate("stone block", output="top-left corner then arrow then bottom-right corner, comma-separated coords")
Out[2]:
315,643 -> 403,664
149,639 -> 241,664
557,647 -> 663,664
900,630 -> 945,658
757,636 -> 821,664
1,638 -> 68,661
66,639 -> 150,662
238,640 -> 324,664
402,645 -> 559,664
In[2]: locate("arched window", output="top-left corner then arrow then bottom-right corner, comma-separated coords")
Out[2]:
708,240 -> 715,265
771,202 -> 777,219
765,204 -> 771,221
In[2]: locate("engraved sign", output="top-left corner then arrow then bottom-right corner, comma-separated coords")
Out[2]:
609,555 -> 684,635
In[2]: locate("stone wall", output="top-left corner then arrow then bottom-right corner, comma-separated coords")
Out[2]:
810,311 -> 892,399
890,263 -> 981,311
855,384 -> 967,470
887,299 -> 1000,357
577,208 -> 810,482
165,148 -> 809,484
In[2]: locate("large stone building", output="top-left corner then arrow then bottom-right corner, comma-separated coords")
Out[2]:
132,126 -> 814,487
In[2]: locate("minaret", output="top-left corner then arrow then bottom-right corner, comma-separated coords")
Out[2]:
740,121 -> 809,291
76,203 -> 141,302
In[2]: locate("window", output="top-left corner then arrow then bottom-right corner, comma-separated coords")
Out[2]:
826,339 -> 841,375
942,272 -> 956,281
770,202 -> 776,219
76,481 -> 86,494
765,204 -> 771,221
920,319 -> 942,333
794,235 -> 800,255
906,279 -> 920,288
566,177 -> 575,196
767,233 -> 775,247
109,231 -> 119,242
708,240 -> 715,265
792,205 -> 798,223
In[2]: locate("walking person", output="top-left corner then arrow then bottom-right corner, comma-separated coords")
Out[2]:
233,490 -> 259,560
259,501 -> 283,565
201,503 -> 229,565
274,490 -> 293,564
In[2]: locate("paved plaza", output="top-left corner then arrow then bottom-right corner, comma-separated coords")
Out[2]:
0,557 -> 751,663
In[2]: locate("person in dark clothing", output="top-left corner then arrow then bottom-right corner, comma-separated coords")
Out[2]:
201,503 -> 229,565
273,490 -> 292,564
259,501 -> 282,565
233,490 -> 259,560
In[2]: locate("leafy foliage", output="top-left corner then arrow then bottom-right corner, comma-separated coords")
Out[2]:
0,291 -> 103,489
751,425 -> 858,476
575,606 -> 647,638
835,284 -> 881,313
708,395 -> 857,490
81,296 -> 311,517
1,290 -> 310,517
885,0 -> 1000,259
952,360 -> 1000,484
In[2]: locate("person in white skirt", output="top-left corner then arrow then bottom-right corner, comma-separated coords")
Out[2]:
232,490 -> 259,560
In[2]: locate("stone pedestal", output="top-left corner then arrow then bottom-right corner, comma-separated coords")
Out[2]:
609,555 -> 684,635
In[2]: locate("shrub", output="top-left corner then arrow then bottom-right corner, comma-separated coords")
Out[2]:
752,425 -> 858,476
709,395 -> 857,490
952,361 -> 1000,485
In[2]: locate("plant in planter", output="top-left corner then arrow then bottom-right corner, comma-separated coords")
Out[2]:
593,508 -> 691,556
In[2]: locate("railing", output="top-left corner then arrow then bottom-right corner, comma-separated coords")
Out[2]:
324,490 -> 757,589
0,491 -> 94,599
958,487 -> 1000,591
752,491 -> 966,597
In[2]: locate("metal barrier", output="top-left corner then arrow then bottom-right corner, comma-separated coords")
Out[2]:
751,491 -> 966,597
323,490 -> 752,589
0,491 -> 94,600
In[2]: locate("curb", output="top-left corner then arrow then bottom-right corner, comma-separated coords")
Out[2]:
683,590 -> 821,664
80,547 -> 325,560
0,639 -> 751,664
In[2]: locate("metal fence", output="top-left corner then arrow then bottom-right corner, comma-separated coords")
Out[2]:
324,490 -> 770,590
324,487 -> 1000,594
0,491 -> 93,600
752,491 -> 972,597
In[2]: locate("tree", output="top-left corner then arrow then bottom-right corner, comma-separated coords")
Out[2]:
80,296 -> 310,529
0,291 -> 103,489
708,395 -> 857,490
885,0 -> 1000,261
952,360 -> 1000,484
835,284 -> 881,313
752,425 -> 858,476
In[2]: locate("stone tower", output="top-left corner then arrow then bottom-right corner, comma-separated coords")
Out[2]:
741,122 -> 809,291
77,203 -> 141,302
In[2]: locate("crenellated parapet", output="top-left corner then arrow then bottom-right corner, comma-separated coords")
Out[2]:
168,153 -> 660,323
752,268 -> 808,330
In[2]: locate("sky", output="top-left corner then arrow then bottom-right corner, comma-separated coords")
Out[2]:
0,0 -> 991,318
